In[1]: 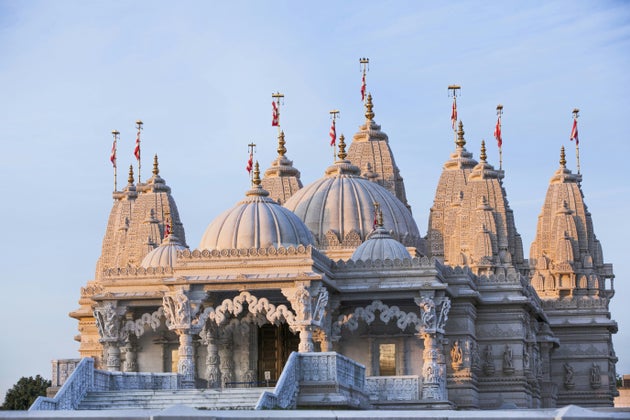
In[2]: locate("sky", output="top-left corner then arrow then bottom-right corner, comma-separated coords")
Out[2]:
0,0 -> 629,401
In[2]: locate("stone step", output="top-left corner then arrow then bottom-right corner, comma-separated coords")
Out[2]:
77,388 -> 272,410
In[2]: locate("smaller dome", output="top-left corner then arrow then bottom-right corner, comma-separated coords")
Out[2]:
351,226 -> 411,262
200,163 -> 315,251
140,234 -> 187,268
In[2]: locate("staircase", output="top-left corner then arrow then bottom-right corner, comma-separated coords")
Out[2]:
77,388 -> 273,410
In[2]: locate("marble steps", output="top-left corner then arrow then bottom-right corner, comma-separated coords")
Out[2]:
77,388 -> 272,410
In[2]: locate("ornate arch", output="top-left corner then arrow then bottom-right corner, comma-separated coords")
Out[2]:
332,300 -> 421,339
203,291 -> 297,329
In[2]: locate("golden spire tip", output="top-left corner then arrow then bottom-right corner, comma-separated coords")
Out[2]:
456,121 -> 466,148
480,140 -> 487,162
560,146 -> 566,168
277,131 -> 286,157
253,161 -> 261,186
128,165 -> 134,184
365,93 -> 375,121
152,154 -> 159,176
337,134 -> 347,160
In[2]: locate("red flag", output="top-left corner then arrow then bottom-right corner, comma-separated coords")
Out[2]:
361,73 -> 366,102
164,219 -> 171,238
110,140 -> 116,168
494,116 -> 502,148
451,99 -> 457,130
570,118 -> 579,145
272,101 -> 279,126
329,119 -> 336,146
134,130 -> 140,161
246,151 -> 253,173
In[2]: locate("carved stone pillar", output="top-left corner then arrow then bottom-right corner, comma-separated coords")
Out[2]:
282,282 -> 329,353
177,331 -> 195,388
218,333 -> 234,387
122,338 -> 138,372
200,326 -> 221,388
163,289 -> 201,389
105,342 -> 121,372
415,294 -> 451,401
94,302 -> 125,372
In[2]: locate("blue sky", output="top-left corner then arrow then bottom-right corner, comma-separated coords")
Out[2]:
0,1 -> 629,399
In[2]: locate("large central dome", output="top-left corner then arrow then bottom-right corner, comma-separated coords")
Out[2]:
200,164 -> 315,251
283,136 -> 420,253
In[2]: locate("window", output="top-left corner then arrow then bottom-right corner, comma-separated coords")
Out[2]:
379,343 -> 396,376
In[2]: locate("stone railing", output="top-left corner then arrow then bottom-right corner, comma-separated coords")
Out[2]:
256,351 -> 300,409
366,375 -> 420,402
30,358 -> 181,411
256,352 -> 367,410
30,358 -> 95,410
50,359 -> 81,389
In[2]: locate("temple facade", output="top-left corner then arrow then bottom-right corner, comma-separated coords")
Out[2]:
68,92 -> 618,409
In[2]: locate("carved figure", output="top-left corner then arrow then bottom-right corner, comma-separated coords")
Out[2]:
591,363 -> 601,388
503,345 -> 513,369
483,345 -> 495,376
564,362 -> 575,389
451,340 -> 463,369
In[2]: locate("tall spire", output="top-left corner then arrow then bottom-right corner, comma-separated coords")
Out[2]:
127,165 -> 134,185
253,161 -> 261,186
480,140 -> 487,162
560,145 -> 566,168
152,154 -> 159,176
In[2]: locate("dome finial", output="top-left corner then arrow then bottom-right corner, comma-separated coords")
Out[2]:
152,154 -> 159,176
377,207 -> 384,228
337,134 -> 347,160
365,93 -> 375,122
253,161 -> 261,186
277,131 -> 286,157
456,121 -> 466,148
480,140 -> 487,162
127,165 -> 135,185
560,146 -> 567,168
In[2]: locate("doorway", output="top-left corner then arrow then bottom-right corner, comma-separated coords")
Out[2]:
257,323 -> 299,383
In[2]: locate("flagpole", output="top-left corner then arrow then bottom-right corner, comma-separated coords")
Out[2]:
135,120 -> 143,184
572,108 -> 581,174
111,130 -> 119,191
496,104 -> 503,170
360,58 -> 369,104
448,85 -> 461,144
329,109 -> 340,161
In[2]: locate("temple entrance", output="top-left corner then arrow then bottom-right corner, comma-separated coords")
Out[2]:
257,323 -> 299,383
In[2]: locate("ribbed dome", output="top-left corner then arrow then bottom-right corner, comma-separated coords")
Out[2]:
140,234 -> 187,268
351,226 -> 411,261
283,158 -> 421,249
199,184 -> 315,251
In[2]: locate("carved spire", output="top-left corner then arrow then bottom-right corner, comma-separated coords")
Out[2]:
152,154 -> 159,176
560,146 -> 566,168
127,165 -> 134,185
253,161 -> 261,186
480,140 -> 487,162
365,93 -> 375,122
456,121 -> 466,148
337,134 -> 347,160
277,131 -> 286,157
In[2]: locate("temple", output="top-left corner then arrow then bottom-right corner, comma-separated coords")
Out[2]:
38,81 -> 617,412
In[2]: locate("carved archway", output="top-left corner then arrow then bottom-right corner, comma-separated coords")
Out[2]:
332,300 -> 422,339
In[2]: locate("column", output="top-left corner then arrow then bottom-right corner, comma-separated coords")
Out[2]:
218,333 -> 234,387
200,326 -> 221,388
416,295 -> 450,401
177,330 -> 195,388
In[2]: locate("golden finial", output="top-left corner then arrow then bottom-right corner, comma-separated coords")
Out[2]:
456,121 -> 466,148
152,154 -> 159,176
365,93 -> 375,121
253,161 -> 261,186
377,208 -> 384,227
560,146 -> 566,168
480,140 -> 487,162
127,165 -> 134,185
337,134 -> 347,160
277,131 -> 286,157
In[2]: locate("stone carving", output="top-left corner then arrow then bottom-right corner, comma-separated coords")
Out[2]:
332,300 -> 421,338
365,376 -> 419,401
415,296 -> 450,333
564,363 -> 575,390
122,308 -> 163,338
163,290 -> 195,330
483,345 -> 495,376
94,302 -> 122,342
450,340 -> 463,371
590,363 -> 601,389
199,325 -> 221,388
205,290 -> 296,328
503,344 -> 514,375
